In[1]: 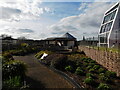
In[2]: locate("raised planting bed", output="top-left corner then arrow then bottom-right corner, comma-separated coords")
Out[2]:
35,50 -> 120,89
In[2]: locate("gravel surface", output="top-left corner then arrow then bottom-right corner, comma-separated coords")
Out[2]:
14,54 -> 74,88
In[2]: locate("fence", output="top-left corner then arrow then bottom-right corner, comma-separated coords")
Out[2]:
78,46 -> 120,76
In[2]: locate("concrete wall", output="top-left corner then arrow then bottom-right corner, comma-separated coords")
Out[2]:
79,46 -> 120,76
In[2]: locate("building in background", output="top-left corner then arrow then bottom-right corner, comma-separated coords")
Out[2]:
98,2 -> 120,48
43,32 -> 77,51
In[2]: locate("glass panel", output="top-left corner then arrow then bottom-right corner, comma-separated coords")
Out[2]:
110,10 -> 116,20
99,33 -> 108,43
107,21 -> 113,31
103,10 -> 116,24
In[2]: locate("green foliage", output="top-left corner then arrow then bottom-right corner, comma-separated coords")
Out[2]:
89,68 -> 95,73
99,73 -> 111,83
83,62 -> 88,67
89,63 -> 95,67
98,68 -> 106,73
75,67 -> 84,75
97,83 -> 110,90
3,76 -> 22,88
3,60 -> 27,80
21,43 -> 28,48
86,73 -> 94,78
50,54 -> 68,70
65,65 -> 73,72
67,54 -> 86,61
86,65 -> 92,70
93,65 -> 100,70
35,50 -> 53,59
84,77 -> 94,85
2,53 -> 14,63
105,71 -> 117,78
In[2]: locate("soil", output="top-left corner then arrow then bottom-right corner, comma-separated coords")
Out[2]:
14,54 -> 74,89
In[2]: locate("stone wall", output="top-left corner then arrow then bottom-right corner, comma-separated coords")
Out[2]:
79,46 -> 120,76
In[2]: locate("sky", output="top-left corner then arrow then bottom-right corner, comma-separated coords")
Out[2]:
0,0 -> 119,40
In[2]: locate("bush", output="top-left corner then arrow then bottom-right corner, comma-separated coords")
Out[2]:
84,77 -> 94,85
83,62 -> 88,67
99,73 -> 111,83
89,63 -> 95,67
76,61 -> 82,67
3,60 -> 27,80
89,68 -> 95,73
65,65 -> 73,72
75,67 -> 84,75
105,71 -> 117,78
86,73 -> 94,78
97,83 -> 110,89
86,65 -> 92,70
2,53 -> 14,63
93,65 -> 100,70
50,54 -> 68,70
98,68 -> 106,73
67,54 -> 86,61
3,76 -> 22,88
35,50 -> 53,59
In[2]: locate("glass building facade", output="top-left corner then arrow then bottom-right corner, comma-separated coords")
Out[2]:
98,2 -> 120,48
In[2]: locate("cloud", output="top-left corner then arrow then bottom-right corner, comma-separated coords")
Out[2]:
0,0 -> 52,21
49,2 -> 115,40
18,29 -> 34,33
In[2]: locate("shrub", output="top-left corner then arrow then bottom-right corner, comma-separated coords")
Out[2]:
3,60 -> 27,80
89,60 -> 96,63
83,62 -> 88,67
3,76 -> 22,88
76,61 -> 82,67
89,68 -> 95,73
97,83 -> 110,89
2,53 -> 14,63
89,63 -> 95,67
75,67 -> 84,75
98,68 -> 106,73
65,65 -> 73,72
86,65 -> 92,70
105,71 -> 117,78
93,65 -> 100,70
50,54 -> 68,70
86,73 -> 94,78
35,50 -> 53,59
99,73 -> 111,83
84,77 -> 94,85
67,54 -> 86,61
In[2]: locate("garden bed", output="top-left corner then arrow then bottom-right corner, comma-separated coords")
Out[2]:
35,50 -> 120,89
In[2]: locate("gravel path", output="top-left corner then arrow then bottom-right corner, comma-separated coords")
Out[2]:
14,54 -> 74,88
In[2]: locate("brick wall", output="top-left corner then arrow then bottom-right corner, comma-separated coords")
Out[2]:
79,46 -> 120,76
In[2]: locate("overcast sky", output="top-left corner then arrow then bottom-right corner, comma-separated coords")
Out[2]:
0,0 -> 119,40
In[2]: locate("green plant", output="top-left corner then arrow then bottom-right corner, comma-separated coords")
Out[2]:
84,77 -> 94,85
86,65 -> 92,70
105,71 -> 116,78
98,68 -> 106,73
93,65 -> 100,70
75,67 -> 84,75
89,63 -> 95,67
50,54 -> 67,70
83,62 -> 88,67
86,73 -> 94,78
97,83 -> 110,89
89,68 -> 95,73
65,65 -> 73,72
3,60 -> 27,80
99,73 -> 111,83
3,76 -> 22,88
